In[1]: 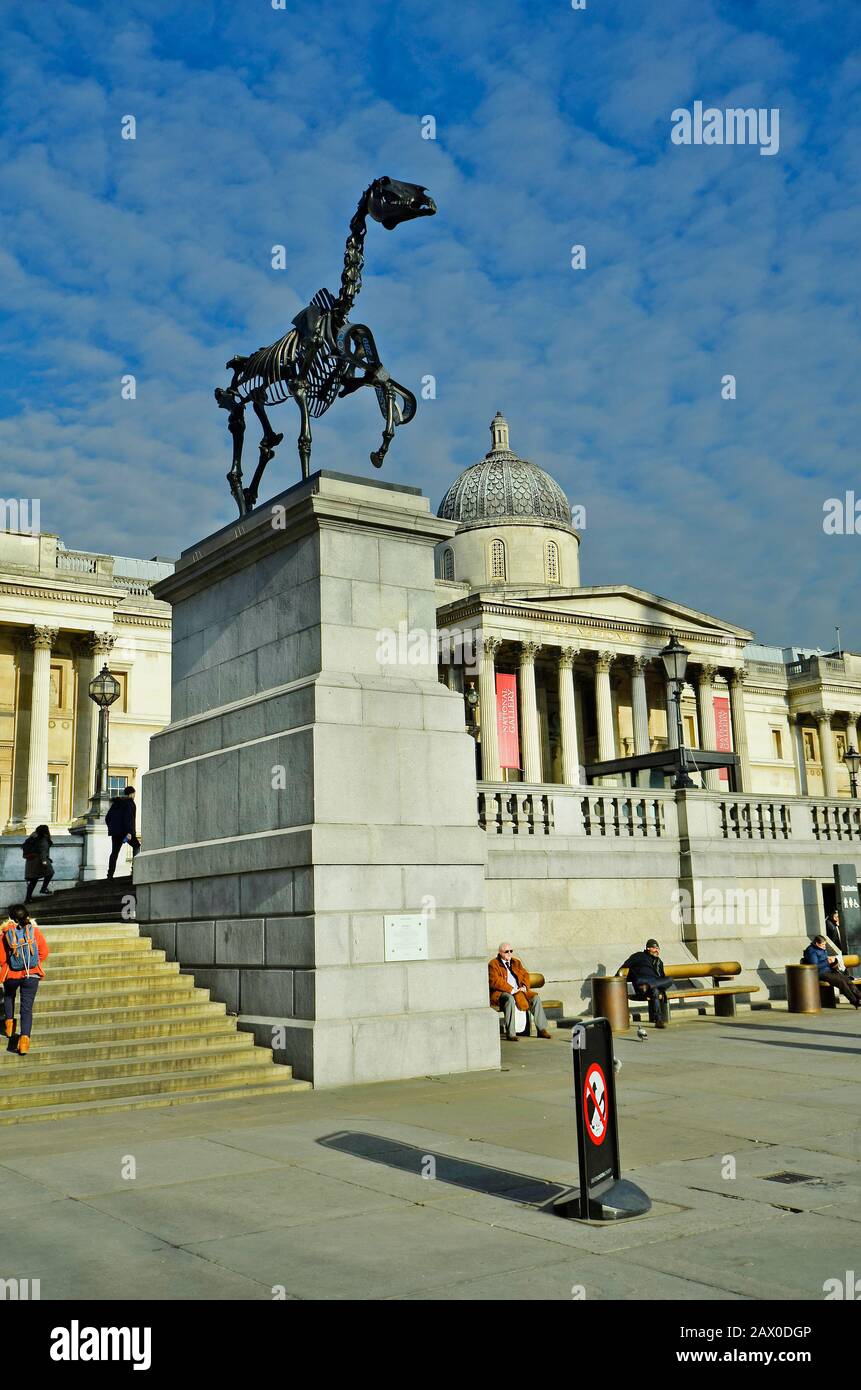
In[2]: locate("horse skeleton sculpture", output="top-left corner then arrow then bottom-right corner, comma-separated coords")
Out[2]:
215,177 -> 436,515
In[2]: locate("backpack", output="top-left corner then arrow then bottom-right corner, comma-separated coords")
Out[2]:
4,922 -> 40,974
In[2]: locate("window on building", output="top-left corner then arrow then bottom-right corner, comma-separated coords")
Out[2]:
803,730 -> 816,763
684,715 -> 697,747
50,665 -> 63,709
545,541 -> 559,583
107,772 -> 130,796
772,729 -> 783,760
442,548 -> 455,581
111,670 -> 129,713
489,539 -> 506,581
47,773 -> 59,823
835,733 -> 846,762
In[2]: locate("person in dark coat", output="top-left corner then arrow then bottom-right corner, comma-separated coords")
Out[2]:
105,786 -> 140,879
616,939 -> 675,1028
802,935 -> 861,1007
22,825 -> 54,902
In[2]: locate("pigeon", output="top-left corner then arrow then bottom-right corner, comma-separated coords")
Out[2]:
613,1056 -> 622,1075
636,1026 -> 648,1041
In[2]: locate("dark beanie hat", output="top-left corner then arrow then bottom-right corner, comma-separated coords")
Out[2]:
645,938 -> 659,949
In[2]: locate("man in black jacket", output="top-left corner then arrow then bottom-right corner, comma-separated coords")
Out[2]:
105,786 -> 140,879
617,939 -> 675,1028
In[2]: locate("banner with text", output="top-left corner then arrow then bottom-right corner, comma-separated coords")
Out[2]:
496,673 -> 521,770
714,695 -> 732,784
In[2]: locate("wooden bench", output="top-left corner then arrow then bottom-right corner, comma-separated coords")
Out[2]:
491,972 -> 563,1035
619,961 -> 760,1020
818,953 -> 860,1008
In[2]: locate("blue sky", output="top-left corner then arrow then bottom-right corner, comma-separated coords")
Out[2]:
1,0 -> 859,647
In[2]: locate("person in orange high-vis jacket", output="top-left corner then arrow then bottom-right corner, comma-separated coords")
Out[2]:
1,903 -> 49,1055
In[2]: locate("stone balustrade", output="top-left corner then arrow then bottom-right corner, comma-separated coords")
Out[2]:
477,781 -> 861,846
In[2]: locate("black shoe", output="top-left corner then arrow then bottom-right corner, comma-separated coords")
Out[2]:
655,1018 -> 667,1029
38,889 -> 53,896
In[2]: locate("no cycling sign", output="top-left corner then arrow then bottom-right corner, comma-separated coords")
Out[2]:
555,1016 -> 650,1221
583,1062 -> 608,1145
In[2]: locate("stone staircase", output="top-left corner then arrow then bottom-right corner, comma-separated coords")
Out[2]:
1,895 -> 310,1124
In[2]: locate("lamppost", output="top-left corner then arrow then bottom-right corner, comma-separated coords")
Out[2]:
660,634 -> 694,789
844,745 -> 860,799
464,679 -> 479,738
89,664 -> 122,799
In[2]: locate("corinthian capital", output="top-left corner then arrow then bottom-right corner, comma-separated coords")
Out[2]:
29,626 -> 59,652
519,641 -> 541,666
558,645 -> 580,670
630,655 -> 650,676
729,665 -> 748,687
482,634 -> 502,661
595,650 -> 615,674
699,663 -> 719,685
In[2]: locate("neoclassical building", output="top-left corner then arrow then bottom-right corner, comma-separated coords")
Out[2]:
0,529 -> 172,834
434,416 -> 861,802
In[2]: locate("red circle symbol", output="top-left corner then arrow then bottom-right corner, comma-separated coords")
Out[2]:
583,1063 -> 608,1145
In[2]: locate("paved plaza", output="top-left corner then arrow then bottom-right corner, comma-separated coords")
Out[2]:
1,1007 -> 859,1302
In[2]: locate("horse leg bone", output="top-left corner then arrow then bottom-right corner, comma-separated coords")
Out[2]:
225,402 -> 248,515
290,380 -> 313,479
370,386 -> 396,469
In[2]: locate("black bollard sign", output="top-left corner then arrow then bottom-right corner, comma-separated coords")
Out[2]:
554,1015 -> 651,1223
833,864 -> 861,956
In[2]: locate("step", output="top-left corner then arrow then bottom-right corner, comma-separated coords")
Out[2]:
38,964 -> 181,993
45,938 -> 153,957
0,1074 -> 311,1126
44,952 -> 168,976
0,1059 -> 302,1110
19,1014 -> 237,1047
33,998 -> 227,1029
29,981 -> 198,1011
37,925 -> 142,940
0,1043 -> 273,1088
1,1025 -> 252,1063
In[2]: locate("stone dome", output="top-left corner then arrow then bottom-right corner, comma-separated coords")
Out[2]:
437,414 -> 575,533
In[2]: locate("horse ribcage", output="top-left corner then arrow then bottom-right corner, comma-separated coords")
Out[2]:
235,331 -> 301,406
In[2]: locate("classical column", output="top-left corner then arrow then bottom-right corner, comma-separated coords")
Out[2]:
815,709 -> 838,798
788,713 -> 808,796
519,641 -> 542,783
478,635 -> 502,782
696,664 -> 720,790
846,715 -> 859,756
558,646 -> 581,786
4,634 -> 33,832
72,632 -> 116,817
630,656 -> 651,789
24,626 -> 58,829
728,667 -> 752,793
595,652 -> 617,763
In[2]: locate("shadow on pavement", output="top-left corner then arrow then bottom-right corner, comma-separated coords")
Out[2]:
317,1131 -> 572,1209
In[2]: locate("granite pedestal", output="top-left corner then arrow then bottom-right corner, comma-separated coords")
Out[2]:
135,471 -> 500,1086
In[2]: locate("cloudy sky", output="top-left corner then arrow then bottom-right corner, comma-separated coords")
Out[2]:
1,0 -> 859,647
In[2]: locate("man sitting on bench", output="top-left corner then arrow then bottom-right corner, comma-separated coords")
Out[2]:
617,939 -> 675,1029
488,944 -> 553,1041
802,935 -> 861,1009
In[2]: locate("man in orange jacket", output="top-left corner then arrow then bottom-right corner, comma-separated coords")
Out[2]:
488,943 -> 552,1041
1,903 -> 49,1055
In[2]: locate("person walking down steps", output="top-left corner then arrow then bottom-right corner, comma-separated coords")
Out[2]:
22,824 -> 54,902
1,904 -> 49,1055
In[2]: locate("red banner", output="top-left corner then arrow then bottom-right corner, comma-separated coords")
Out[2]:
713,695 -> 731,784
496,672 -> 521,770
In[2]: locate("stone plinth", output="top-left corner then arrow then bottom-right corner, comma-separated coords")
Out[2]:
135,471 -> 500,1086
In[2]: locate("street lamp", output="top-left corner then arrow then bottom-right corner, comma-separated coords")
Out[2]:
89,664 -> 122,798
844,744 -> 860,799
659,634 -> 694,789
464,679 -> 480,738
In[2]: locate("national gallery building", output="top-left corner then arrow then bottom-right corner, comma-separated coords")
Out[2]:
433,414 -> 861,807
